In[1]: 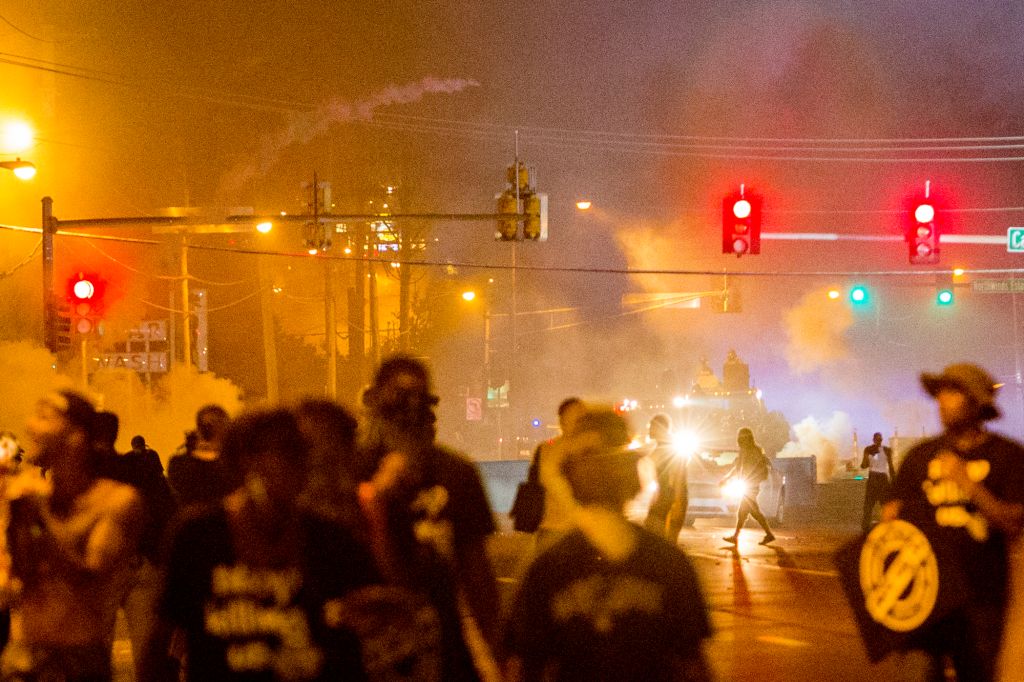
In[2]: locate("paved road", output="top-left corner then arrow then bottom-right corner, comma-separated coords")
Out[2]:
491,516 -> 933,682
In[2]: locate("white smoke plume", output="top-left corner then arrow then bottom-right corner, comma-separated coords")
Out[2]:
0,341 -> 243,467
777,411 -> 853,482
221,76 -> 481,195
783,287 -> 854,374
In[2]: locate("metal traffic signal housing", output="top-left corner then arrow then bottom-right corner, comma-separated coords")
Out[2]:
906,195 -> 940,265
67,272 -> 105,335
495,190 -> 519,241
52,300 -> 73,350
722,190 -> 762,256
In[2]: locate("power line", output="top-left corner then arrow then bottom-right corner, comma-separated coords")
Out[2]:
3,223 -> 1022,279
366,116 -> 1024,163
376,112 -> 1024,145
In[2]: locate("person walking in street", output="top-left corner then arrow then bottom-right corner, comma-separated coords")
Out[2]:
881,363 -> 1024,682
532,397 -> 587,552
167,404 -> 235,507
504,406 -> 713,682
861,431 -> 895,533
146,407 -> 378,680
721,427 -> 775,546
359,354 -> 500,680
1,390 -> 143,681
644,413 -> 688,543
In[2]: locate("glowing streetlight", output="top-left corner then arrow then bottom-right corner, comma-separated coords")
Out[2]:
576,200 -> 592,210
0,158 -> 36,180
255,221 -> 273,234
462,290 -> 476,302
2,121 -> 33,153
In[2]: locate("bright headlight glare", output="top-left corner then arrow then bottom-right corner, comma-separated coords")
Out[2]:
672,430 -> 701,456
722,479 -> 747,500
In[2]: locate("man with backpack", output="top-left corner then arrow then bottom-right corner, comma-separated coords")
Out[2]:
721,427 -> 776,546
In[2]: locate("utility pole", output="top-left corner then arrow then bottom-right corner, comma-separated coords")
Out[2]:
41,197 -> 54,352
258,256 -> 279,402
348,221 -> 367,395
180,233 -> 191,370
398,224 -> 413,350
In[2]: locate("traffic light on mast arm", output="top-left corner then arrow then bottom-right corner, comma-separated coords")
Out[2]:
906,195 -> 940,265
67,272 -> 106,335
722,190 -> 762,256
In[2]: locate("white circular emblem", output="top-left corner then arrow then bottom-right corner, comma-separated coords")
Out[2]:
859,520 -> 939,632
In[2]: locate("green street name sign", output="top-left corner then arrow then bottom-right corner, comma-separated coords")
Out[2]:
1009,227 -> 1024,252
973,279 -> 1024,294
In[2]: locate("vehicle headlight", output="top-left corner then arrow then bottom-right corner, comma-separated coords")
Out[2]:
672,430 -> 701,458
722,479 -> 747,500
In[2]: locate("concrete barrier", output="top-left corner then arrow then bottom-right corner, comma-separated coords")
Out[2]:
476,459 -> 531,514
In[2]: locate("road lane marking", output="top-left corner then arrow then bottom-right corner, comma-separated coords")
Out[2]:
687,551 -> 839,578
756,635 -> 812,648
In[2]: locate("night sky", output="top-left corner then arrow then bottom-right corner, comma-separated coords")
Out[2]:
4,1 -> 1024,451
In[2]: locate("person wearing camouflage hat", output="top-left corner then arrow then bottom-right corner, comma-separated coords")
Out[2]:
880,363 -> 1024,681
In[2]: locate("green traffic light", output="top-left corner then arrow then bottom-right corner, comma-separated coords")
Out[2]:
850,285 -> 869,304
937,289 -> 954,306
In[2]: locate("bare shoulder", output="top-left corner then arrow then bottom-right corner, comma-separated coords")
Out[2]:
86,479 -> 143,515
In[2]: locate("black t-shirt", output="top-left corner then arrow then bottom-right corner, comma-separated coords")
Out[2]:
505,526 -> 712,682
419,445 -> 496,551
890,433 -> 1024,607
99,450 -> 176,562
160,505 -> 378,681
168,454 -> 237,507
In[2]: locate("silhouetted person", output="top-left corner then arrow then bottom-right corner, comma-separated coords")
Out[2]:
167,404 -> 236,507
294,398 -> 370,545
533,397 -> 587,551
721,427 -> 775,546
505,406 -> 712,682
644,414 -> 687,543
860,432 -> 895,532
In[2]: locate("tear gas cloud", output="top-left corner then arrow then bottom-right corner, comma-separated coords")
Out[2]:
783,288 -> 853,375
0,341 -> 242,465
777,412 -> 853,483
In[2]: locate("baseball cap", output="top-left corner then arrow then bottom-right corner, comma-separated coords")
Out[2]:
920,363 -> 1002,420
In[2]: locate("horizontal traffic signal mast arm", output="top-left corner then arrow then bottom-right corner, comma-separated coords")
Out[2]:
227,212 -> 535,223
760,232 -> 1005,244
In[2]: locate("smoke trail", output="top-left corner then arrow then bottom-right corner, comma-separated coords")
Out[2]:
220,76 -> 480,195
783,287 -> 854,375
777,411 -> 853,482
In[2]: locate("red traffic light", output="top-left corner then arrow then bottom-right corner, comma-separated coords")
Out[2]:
906,197 -> 940,265
66,273 -> 106,334
722,191 -> 761,256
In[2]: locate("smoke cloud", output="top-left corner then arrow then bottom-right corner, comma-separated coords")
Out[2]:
783,287 -> 854,375
0,341 -> 243,466
777,411 -> 854,482
220,76 -> 480,195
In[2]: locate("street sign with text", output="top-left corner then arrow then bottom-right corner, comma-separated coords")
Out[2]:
972,279 -> 1024,294
1009,228 -> 1024,252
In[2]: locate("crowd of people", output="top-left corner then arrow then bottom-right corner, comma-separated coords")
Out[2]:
0,354 -> 714,681
3,354 -> 1022,681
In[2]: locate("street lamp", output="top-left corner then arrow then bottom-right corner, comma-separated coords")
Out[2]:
0,158 -> 36,180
